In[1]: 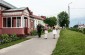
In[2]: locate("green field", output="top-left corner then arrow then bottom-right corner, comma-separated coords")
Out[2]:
52,29 -> 85,55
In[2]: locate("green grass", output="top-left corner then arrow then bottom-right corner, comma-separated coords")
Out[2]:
0,38 -> 30,49
52,29 -> 85,55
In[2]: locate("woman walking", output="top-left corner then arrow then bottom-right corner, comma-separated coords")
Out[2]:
44,27 -> 48,39
52,27 -> 57,39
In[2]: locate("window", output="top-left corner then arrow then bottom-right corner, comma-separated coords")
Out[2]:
3,17 -> 12,27
17,17 -> 21,27
3,17 -> 21,28
24,17 -> 27,27
12,17 -> 16,27
7,17 -> 11,27
3,18 -> 6,27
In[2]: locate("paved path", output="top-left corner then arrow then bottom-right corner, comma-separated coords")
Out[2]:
0,30 -> 60,55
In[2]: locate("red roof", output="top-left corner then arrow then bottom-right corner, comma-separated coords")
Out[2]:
41,16 -> 46,20
30,15 -> 43,20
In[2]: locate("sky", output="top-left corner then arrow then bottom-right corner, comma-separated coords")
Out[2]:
4,0 -> 85,26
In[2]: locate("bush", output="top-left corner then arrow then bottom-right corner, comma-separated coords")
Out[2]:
10,34 -> 20,41
0,39 -> 3,44
83,28 -> 85,34
69,28 -> 83,33
30,29 -> 46,36
31,30 -> 37,36
0,34 -> 11,44
0,34 -> 20,44
41,30 -> 45,35
48,29 -> 52,32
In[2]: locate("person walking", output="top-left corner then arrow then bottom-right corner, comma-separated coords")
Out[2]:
37,24 -> 42,38
44,27 -> 48,39
52,27 -> 57,39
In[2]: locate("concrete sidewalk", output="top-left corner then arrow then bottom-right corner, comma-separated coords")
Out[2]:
0,30 -> 60,55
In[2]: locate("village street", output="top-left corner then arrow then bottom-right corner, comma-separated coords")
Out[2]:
0,30 -> 60,55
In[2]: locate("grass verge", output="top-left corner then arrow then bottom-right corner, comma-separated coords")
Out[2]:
52,29 -> 85,55
0,38 -> 30,49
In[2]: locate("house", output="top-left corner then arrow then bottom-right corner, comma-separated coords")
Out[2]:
78,24 -> 85,28
30,15 -> 46,29
0,0 -> 34,35
0,0 -> 46,35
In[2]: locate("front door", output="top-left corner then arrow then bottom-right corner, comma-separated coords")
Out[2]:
24,17 -> 28,34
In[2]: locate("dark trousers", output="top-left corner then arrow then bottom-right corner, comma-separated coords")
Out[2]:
37,31 -> 41,38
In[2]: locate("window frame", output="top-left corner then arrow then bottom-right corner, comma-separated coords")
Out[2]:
2,16 -> 22,28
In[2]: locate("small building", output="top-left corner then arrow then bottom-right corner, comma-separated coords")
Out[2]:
78,24 -> 85,29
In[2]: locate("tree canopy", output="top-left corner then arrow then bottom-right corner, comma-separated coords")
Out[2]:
73,25 -> 78,28
58,11 -> 69,27
44,16 -> 57,27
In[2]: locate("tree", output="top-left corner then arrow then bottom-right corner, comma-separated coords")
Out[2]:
44,16 -> 57,27
58,11 -> 69,28
73,25 -> 78,28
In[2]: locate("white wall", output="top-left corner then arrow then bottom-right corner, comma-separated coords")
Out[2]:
22,9 -> 30,28
34,19 -> 45,29
23,9 -> 29,16
34,19 -> 38,28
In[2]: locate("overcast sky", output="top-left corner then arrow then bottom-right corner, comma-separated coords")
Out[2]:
4,0 -> 85,18
3,0 -> 85,27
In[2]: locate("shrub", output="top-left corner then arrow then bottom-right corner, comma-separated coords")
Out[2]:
41,30 -> 45,35
0,34 -> 20,44
0,34 -> 11,44
69,28 -> 83,33
48,29 -> 52,32
31,30 -> 37,36
83,28 -> 85,34
10,34 -> 20,41
0,39 -> 2,44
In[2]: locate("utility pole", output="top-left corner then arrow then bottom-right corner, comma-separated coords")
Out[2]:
68,2 -> 72,27
68,2 -> 72,19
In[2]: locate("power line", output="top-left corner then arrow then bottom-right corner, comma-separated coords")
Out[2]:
71,8 -> 85,9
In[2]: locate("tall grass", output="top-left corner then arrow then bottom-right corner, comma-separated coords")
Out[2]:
52,29 -> 85,55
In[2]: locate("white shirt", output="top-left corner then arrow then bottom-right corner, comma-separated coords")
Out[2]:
53,29 -> 57,34
45,30 -> 48,34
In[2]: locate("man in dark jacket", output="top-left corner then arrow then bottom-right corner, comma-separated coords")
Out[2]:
37,24 -> 42,38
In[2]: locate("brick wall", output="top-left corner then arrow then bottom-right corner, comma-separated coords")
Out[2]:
2,28 -> 25,35
0,10 -> 2,28
0,10 -> 2,34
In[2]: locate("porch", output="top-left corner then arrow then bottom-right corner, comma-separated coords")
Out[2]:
1,16 -> 30,35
